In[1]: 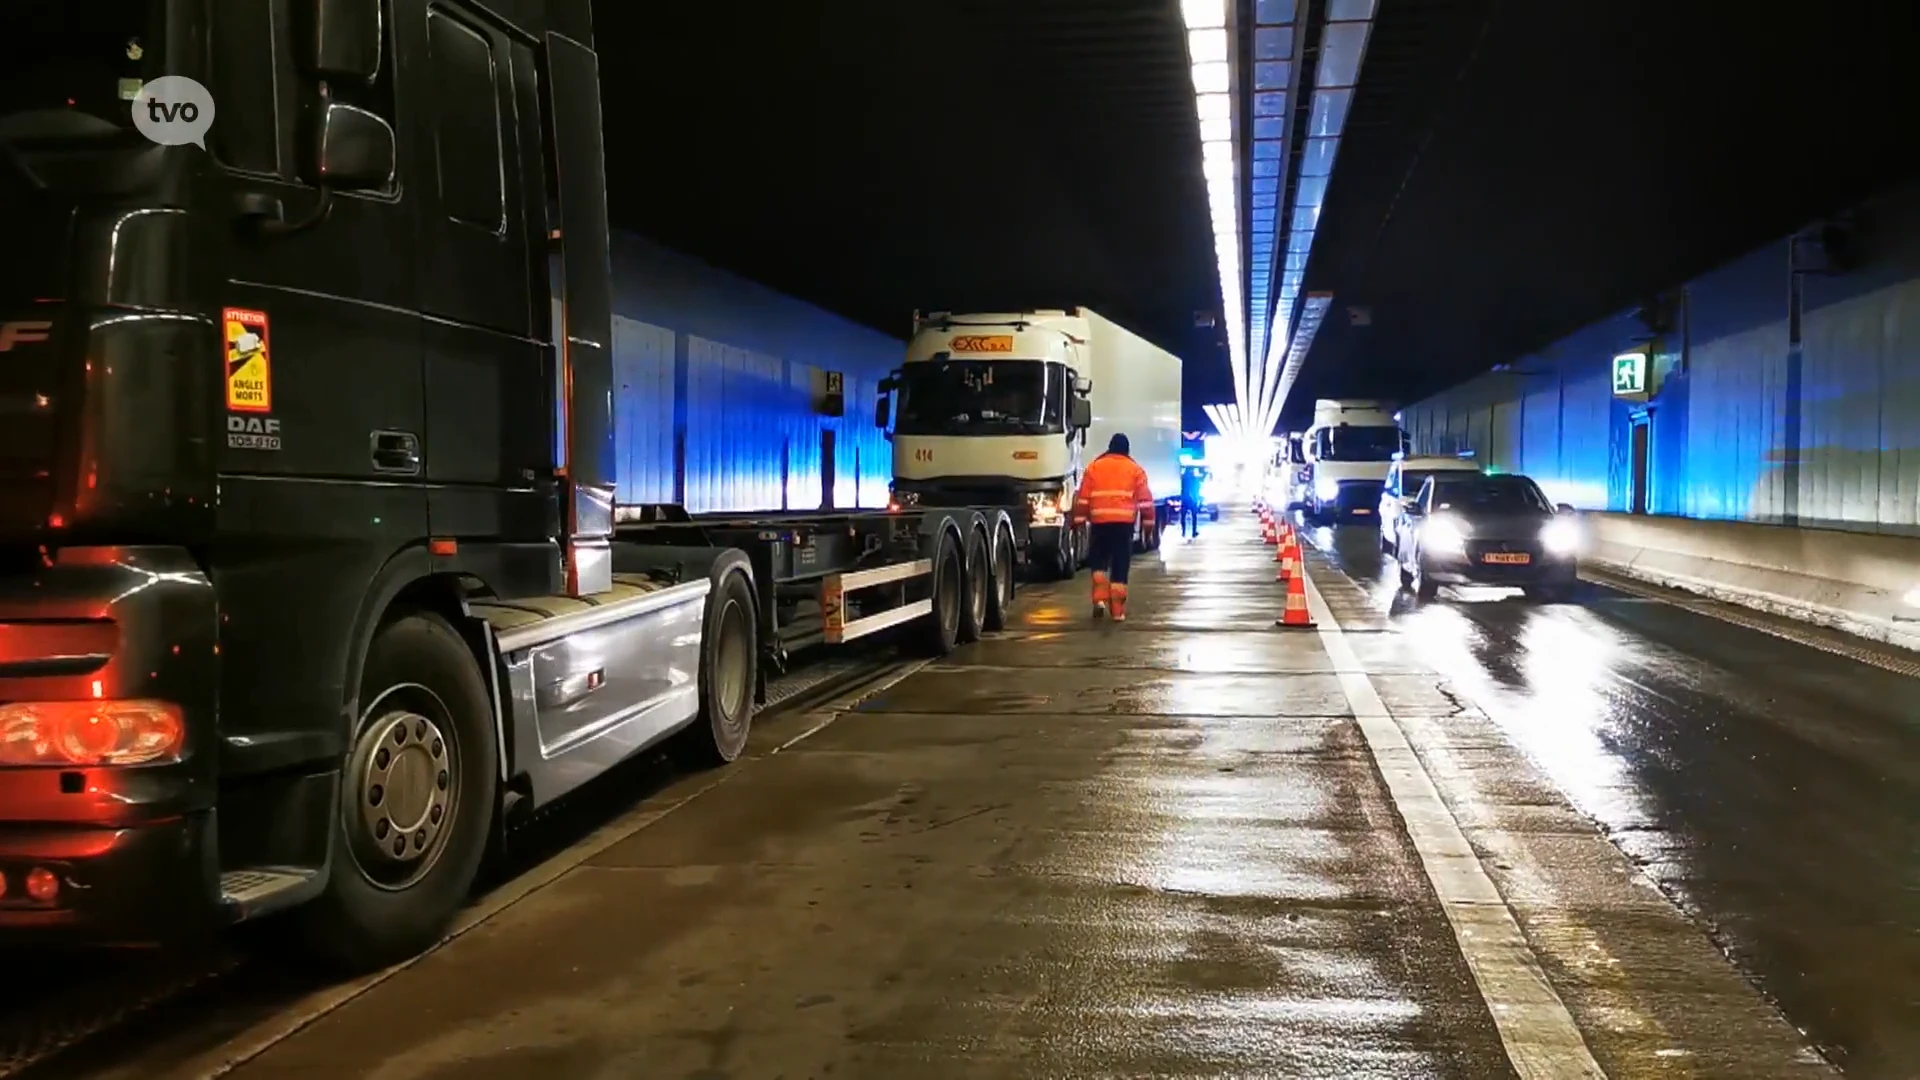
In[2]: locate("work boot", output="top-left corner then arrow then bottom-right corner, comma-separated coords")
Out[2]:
1090,570 -> 1110,618
1110,583 -> 1129,622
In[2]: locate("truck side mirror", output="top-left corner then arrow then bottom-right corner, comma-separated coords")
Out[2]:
1556,502 -> 1575,515
873,395 -> 890,429
1069,398 -> 1092,429
313,101 -> 395,191
296,0 -> 384,82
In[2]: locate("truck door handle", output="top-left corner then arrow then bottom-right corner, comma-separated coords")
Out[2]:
370,430 -> 421,474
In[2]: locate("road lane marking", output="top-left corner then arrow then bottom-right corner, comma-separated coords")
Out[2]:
1302,569 -> 1609,1080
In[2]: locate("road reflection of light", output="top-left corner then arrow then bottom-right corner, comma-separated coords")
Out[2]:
1110,773 -> 1350,901
1396,597 -> 1657,829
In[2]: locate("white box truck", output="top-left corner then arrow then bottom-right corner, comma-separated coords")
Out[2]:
1296,398 -> 1409,523
874,309 -> 1182,578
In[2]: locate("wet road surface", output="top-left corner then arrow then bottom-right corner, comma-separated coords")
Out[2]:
36,513 -> 1849,1079
1305,519 -> 1920,1078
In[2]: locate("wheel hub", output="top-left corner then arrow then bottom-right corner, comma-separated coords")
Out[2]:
352,707 -> 455,882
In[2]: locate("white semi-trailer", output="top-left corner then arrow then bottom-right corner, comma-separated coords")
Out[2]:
875,309 -> 1182,578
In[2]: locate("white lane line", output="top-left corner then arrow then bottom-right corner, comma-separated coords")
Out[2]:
1302,570 -> 1608,1080
190,662 -> 926,1080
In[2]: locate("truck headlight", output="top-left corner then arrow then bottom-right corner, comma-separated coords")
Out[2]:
887,490 -> 920,512
1314,476 -> 1341,502
0,699 -> 186,767
1423,516 -> 1467,555
1541,518 -> 1580,555
1027,490 -> 1065,525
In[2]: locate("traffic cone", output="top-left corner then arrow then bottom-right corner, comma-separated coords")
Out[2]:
1276,537 -> 1297,581
1276,563 -> 1315,629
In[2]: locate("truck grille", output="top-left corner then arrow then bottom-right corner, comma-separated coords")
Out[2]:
1332,481 -> 1382,512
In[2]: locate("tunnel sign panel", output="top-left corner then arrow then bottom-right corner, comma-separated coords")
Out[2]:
1611,351 -> 1647,398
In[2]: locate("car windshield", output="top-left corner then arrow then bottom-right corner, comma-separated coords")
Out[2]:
894,359 -> 1064,436
1432,475 -> 1553,514
1318,425 -> 1405,462
0,1 -> 156,131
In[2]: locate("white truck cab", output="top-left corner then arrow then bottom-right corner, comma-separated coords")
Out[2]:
1297,399 -> 1409,523
875,309 -> 1181,578
1379,453 -> 1482,554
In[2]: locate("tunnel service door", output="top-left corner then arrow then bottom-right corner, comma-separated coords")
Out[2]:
1630,415 -> 1651,515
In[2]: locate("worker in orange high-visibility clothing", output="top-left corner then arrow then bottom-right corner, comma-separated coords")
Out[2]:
1070,433 -> 1156,621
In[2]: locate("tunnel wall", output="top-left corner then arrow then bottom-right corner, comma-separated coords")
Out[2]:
1401,182 -> 1920,539
606,233 -> 903,514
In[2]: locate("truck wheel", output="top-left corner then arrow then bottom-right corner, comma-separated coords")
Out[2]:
299,611 -> 497,972
958,527 -> 989,644
672,569 -> 758,768
911,529 -> 963,657
984,522 -> 1015,632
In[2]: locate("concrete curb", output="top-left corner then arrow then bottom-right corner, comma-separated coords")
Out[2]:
1576,511 -> 1920,654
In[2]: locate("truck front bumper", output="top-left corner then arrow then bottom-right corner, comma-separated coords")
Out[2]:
0,545 -> 223,942
0,811 -> 222,940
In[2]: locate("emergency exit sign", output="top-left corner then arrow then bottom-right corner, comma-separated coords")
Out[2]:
1611,351 -> 1648,398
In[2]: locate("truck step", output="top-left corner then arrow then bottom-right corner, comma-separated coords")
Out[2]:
218,867 -> 321,918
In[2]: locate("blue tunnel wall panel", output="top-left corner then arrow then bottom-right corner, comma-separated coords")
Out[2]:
1402,182 -> 1920,537
605,233 -> 905,515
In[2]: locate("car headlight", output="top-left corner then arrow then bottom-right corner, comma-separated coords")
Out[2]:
1541,518 -> 1580,555
1423,516 -> 1467,555
1314,476 -> 1341,501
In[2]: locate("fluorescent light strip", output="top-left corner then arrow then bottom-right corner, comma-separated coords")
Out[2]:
1184,0 -> 1249,443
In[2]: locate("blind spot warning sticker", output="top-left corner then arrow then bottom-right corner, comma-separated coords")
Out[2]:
224,307 -> 271,413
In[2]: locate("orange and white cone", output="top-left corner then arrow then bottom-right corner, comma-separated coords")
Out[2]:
1276,538 -> 1297,581
1276,565 -> 1315,628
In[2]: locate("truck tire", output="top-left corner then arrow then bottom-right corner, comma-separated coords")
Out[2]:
298,610 -> 497,972
958,527 -> 989,644
672,569 -> 758,768
910,528 -> 963,657
983,521 -> 1015,632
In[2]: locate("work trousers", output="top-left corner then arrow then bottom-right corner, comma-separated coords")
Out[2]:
1180,501 -> 1201,537
1085,522 -> 1136,585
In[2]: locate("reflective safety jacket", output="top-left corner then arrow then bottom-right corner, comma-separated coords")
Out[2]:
1073,452 -> 1155,526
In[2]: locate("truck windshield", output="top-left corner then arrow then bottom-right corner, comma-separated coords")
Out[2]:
0,1 -> 156,133
895,359 -> 1065,436
1317,425 -> 1406,462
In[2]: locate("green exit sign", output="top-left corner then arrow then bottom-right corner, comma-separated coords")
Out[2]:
1612,351 -> 1648,398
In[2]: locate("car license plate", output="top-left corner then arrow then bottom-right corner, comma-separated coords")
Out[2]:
1482,552 -> 1530,565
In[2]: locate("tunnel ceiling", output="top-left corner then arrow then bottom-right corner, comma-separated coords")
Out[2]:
596,0 -> 1220,364
1292,0 -> 1919,424
599,2 -> 1917,427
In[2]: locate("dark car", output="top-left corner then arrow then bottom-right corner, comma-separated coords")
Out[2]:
1393,473 -> 1580,601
